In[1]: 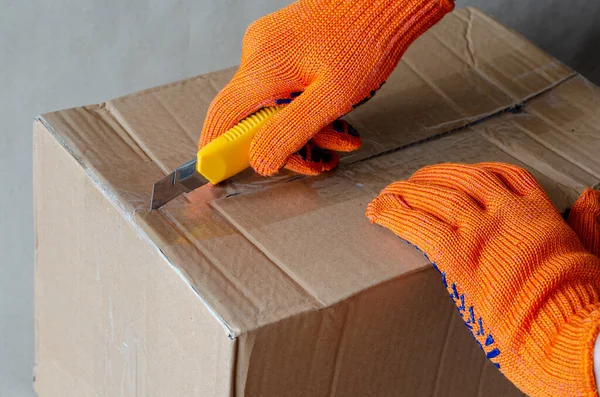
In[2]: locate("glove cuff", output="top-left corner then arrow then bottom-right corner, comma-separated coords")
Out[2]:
517,306 -> 600,396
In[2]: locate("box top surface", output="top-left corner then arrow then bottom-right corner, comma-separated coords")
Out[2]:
39,7 -> 600,337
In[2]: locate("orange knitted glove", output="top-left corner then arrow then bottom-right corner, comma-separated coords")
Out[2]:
569,188 -> 600,258
199,0 -> 454,176
366,162 -> 600,397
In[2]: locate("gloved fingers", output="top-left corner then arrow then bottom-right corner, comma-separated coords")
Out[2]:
312,120 -> 362,152
284,142 -> 339,176
476,162 -> 546,198
378,180 -> 483,227
199,70 -> 303,149
408,163 -> 515,209
202,74 -> 359,177
249,80 -> 349,176
366,190 -> 455,261
280,119 -> 361,176
275,119 -> 360,176
571,188 -> 600,217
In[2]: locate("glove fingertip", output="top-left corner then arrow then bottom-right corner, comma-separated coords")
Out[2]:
249,149 -> 287,176
366,193 -> 395,222
312,120 -> 362,152
285,146 -> 339,176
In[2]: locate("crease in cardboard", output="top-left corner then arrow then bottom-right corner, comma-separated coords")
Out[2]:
464,8 -> 477,68
104,100 -> 179,176
209,200 -> 328,309
430,310 -> 459,397
475,14 -> 557,85
153,244 -> 237,339
479,116 -> 597,194
429,31 -> 512,103
159,206 -> 291,319
206,75 -> 228,101
514,60 -> 561,82
401,57 -> 468,116
230,337 -> 239,397
429,25 -> 575,120
83,105 -> 153,163
474,362 -> 489,397
324,303 -> 352,397
36,117 -> 236,338
452,9 -> 571,98
526,118 -> 600,181
477,74 -> 600,187
103,69 -> 231,176
151,93 -> 197,149
234,333 -> 258,395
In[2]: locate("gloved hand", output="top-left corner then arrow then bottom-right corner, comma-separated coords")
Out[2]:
366,162 -> 600,397
199,0 -> 454,176
570,188 -> 600,258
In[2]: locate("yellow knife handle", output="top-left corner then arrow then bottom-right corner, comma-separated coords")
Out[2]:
196,107 -> 282,184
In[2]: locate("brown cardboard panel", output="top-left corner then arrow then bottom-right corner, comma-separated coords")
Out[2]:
213,124 -> 595,306
342,7 -> 573,163
436,9 -> 571,101
237,269 -> 523,397
518,75 -> 600,179
34,123 -> 235,397
212,176 -> 429,306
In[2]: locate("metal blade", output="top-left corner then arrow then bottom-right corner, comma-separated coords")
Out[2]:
150,159 -> 209,210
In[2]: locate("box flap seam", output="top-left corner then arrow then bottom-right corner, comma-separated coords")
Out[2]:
343,72 -> 577,169
209,201 -> 328,309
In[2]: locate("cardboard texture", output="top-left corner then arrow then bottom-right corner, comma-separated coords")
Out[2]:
33,7 -> 600,397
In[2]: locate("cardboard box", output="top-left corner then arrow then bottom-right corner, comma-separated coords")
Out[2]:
34,7 -> 600,397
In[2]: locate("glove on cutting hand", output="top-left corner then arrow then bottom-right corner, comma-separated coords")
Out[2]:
199,0 -> 454,176
366,162 -> 600,397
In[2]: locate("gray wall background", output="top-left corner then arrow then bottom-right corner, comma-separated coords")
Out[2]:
1,0 -> 598,395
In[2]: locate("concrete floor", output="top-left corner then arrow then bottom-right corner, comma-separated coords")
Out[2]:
1,0 -> 598,395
